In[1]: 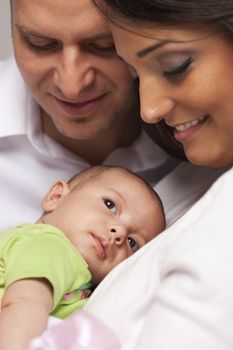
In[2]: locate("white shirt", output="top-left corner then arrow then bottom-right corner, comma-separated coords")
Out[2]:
86,166 -> 233,350
0,56 -> 224,230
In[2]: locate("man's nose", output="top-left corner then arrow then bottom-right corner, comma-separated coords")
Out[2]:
139,77 -> 176,124
52,48 -> 96,99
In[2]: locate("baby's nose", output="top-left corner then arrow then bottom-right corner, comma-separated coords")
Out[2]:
110,225 -> 127,245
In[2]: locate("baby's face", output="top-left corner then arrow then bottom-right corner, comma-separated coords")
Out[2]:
45,168 -> 164,285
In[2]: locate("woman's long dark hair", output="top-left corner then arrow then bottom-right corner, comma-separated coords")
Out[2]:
93,0 -> 233,30
93,0 -> 233,160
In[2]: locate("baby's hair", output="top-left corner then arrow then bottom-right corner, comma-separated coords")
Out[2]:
68,166 -> 166,225
68,166 -> 112,190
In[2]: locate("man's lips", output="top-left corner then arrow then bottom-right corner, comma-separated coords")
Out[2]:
56,94 -> 106,106
53,93 -> 107,117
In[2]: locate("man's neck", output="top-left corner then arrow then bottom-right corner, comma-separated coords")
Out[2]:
41,107 -> 141,165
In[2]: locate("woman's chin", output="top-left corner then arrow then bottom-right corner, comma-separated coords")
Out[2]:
185,150 -> 231,169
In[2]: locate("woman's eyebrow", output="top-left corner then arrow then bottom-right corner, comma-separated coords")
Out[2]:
137,41 -> 170,58
115,41 -> 170,62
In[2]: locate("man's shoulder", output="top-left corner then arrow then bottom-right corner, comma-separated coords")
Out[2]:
0,58 -> 7,71
0,55 -> 30,136
0,58 -> 8,78
0,55 -> 15,74
0,55 -> 25,90
0,61 -> 4,72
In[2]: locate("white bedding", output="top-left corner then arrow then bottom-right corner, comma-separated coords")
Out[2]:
85,166 -> 233,349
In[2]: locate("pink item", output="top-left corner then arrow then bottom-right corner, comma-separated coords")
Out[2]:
27,311 -> 121,350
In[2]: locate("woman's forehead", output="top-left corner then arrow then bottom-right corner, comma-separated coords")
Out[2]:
110,20 -> 217,44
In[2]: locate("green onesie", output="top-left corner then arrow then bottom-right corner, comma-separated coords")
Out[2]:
0,224 -> 92,319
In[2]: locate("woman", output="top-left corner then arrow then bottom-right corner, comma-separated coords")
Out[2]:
93,0 -> 233,168
86,1 -> 233,349
27,2 -> 233,349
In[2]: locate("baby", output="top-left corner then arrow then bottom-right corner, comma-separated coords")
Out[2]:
0,166 -> 165,350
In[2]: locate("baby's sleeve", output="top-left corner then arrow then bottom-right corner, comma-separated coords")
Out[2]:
3,232 -> 78,310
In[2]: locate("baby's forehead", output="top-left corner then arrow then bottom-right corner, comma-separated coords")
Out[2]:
102,167 -> 142,181
98,169 -> 158,199
96,168 -> 142,186
83,167 -> 135,185
72,167 -> 155,198
97,168 -> 156,194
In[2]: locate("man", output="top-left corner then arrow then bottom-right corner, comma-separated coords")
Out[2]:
0,0 -> 222,230
0,0 -> 174,229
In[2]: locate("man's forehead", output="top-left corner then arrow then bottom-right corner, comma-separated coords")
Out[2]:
11,0 -> 100,19
11,0 -> 113,41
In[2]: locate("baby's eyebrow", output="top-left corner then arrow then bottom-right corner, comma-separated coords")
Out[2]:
108,188 -> 124,201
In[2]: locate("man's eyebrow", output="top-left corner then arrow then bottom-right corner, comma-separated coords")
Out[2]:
16,25 -> 48,38
85,33 -> 114,41
16,24 -> 113,42
137,41 -> 171,58
89,32 -> 113,40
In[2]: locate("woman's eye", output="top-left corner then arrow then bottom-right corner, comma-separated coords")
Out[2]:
127,237 -> 139,254
163,57 -> 193,80
104,199 -> 117,214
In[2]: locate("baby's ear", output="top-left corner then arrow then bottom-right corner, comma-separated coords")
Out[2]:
41,180 -> 71,212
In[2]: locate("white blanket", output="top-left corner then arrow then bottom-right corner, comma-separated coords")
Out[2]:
85,166 -> 233,349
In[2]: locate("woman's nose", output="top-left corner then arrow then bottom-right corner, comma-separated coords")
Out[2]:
53,48 -> 95,99
139,79 -> 176,124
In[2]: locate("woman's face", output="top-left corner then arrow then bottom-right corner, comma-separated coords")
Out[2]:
110,23 -> 233,167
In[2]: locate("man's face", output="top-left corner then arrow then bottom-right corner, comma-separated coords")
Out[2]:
11,0 -> 138,141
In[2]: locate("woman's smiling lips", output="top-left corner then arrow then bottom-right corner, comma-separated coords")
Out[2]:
169,115 -> 209,143
54,93 -> 107,118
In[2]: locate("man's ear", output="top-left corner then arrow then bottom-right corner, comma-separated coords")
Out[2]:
41,180 -> 71,213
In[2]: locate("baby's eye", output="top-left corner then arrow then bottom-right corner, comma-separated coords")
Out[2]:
127,237 -> 139,254
104,199 -> 117,214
